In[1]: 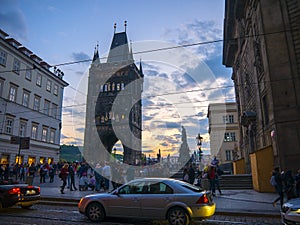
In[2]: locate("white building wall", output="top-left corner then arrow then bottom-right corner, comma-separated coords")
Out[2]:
0,30 -> 68,166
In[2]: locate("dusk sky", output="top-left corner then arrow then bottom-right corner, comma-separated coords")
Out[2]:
0,0 -> 234,158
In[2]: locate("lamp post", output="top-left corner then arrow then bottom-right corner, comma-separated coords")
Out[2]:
196,133 -> 203,162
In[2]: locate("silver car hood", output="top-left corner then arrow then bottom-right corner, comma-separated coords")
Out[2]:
283,198 -> 300,208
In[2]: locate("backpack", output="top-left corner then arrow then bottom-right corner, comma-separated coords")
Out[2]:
270,175 -> 277,186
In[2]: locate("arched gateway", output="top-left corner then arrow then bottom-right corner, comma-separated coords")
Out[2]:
84,22 -> 143,165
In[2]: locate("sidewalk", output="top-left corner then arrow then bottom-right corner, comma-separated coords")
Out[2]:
32,175 -> 281,217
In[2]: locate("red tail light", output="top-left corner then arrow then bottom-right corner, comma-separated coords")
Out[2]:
8,187 -> 21,195
196,194 -> 209,204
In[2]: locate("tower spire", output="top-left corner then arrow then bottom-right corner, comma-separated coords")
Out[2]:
114,23 -> 117,33
92,41 -> 99,62
124,20 -> 127,32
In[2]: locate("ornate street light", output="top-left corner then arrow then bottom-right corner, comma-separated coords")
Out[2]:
196,133 -> 203,162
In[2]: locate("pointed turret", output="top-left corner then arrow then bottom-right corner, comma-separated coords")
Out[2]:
107,21 -> 133,63
92,42 -> 100,63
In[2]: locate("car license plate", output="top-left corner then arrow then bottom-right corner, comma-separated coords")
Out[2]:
26,190 -> 36,195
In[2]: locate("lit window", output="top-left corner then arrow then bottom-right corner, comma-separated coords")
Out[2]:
42,127 -> 48,142
36,73 -> 42,87
50,129 -> 55,143
13,59 -> 20,74
33,96 -> 40,111
5,117 -> 14,134
31,124 -> 38,139
0,50 -> 7,66
224,132 -> 236,142
9,85 -> 17,102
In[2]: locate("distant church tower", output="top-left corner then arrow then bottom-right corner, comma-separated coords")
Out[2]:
84,22 -> 144,165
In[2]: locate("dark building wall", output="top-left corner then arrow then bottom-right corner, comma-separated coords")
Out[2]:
223,0 -> 300,173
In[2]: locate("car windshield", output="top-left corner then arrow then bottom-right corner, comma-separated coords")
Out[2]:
174,180 -> 204,192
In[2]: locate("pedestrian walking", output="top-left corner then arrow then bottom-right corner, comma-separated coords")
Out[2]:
59,163 -> 69,194
208,165 -> 216,196
188,164 -> 195,185
271,167 -> 284,209
48,164 -> 55,183
283,170 -> 296,200
102,162 -> 111,191
69,163 -> 77,191
26,163 -> 36,185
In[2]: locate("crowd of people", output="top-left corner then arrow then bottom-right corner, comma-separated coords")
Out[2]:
271,167 -> 300,209
182,156 -> 223,197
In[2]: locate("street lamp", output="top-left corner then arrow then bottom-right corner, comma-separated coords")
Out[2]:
196,133 -> 203,162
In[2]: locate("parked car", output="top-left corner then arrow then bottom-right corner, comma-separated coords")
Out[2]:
78,177 -> 216,225
281,197 -> 300,225
0,179 -> 40,209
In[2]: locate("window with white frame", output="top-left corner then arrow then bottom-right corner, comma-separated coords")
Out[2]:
225,150 -> 233,161
9,85 -> 17,102
33,96 -> 41,111
42,127 -> 48,142
36,73 -> 42,87
223,115 -> 234,124
22,90 -> 30,107
19,121 -> 27,137
44,100 -> 50,115
50,129 -> 56,143
31,124 -> 38,139
53,84 -> 58,96
5,117 -> 14,134
51,103 -> 58,119
46,79 -> 52,92
13,59 -> 21,74
224,132 -> 236,142
0,50 -> 7,66
25,67 -> 32,80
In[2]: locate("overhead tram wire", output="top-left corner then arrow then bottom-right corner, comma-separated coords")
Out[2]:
1,27 -> 299,74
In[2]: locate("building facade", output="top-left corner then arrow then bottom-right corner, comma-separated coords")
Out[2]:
0,29 -> 68,166
207,102 -> 240,167
84,23 -> 143,165
223,0 -> 300,173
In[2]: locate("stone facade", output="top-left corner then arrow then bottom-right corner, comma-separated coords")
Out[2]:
223,0 -> 300,173
84,26 -> 143,165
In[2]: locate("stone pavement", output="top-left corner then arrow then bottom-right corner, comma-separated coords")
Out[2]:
31,175 -> 282,218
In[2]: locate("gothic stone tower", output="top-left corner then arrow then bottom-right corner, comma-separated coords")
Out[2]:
84,22 -> 143,165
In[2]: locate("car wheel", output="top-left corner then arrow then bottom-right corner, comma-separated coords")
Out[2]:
167,207 -> 190,225
86,202 -> 105,222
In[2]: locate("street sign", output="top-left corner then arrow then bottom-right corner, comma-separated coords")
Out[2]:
10,136 -> 20,144
20,137 -> 30,149
10,136 -> 30,149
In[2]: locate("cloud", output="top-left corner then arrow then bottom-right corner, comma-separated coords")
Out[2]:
162,19 -> 223,60
71,52 -> 91,63
0,0 -> 28,41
